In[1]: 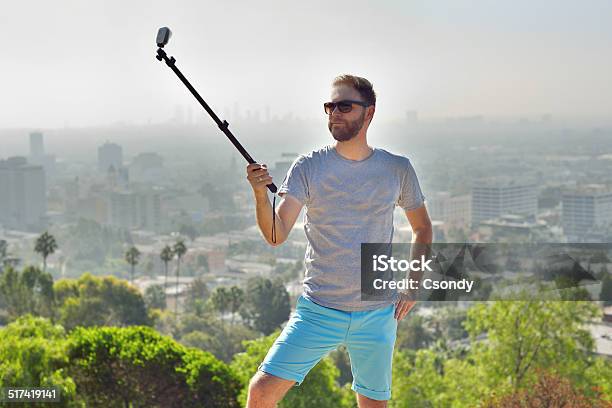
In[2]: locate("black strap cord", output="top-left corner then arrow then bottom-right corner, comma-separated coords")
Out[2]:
272,194 -> 277,244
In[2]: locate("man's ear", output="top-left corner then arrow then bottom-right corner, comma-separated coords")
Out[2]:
367,105 -> 375,123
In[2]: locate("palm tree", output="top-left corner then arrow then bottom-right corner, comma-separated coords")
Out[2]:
160,245 -> 174,295
124,246 -> 141,284
34,231 -> 58,272
173,239 -> 187,315
211,287 -> 231,326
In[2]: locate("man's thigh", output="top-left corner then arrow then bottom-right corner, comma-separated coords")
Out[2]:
346,303 -> 397,402
258,295 -> 348,385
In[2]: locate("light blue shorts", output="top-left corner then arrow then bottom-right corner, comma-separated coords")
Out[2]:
258,294 -> 398,401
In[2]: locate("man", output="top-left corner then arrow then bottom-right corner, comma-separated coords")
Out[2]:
245,74 -> 432,407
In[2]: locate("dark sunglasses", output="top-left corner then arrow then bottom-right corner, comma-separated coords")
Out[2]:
323,100 -> 371,115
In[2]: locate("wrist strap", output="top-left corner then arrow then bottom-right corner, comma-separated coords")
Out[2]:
271,194 -> 277,244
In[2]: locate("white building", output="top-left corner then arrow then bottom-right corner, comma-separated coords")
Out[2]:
562,184 -> 612,242
426,191 -> 471,232
471,180 -> 538,227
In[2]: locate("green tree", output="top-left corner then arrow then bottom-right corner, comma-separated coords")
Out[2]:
179,224 -> 199,242
0,265 -> 55,321
67,325 -> 240,407
210,287 -> 231,324
464,300 -> 601,391
124,246 -> 141,284
34,231 -> 58,273
63,218 -> 131,264
430,306 -> 469,342
391,348 -> 489,407
183,277 -> 210,315
228,286 -> 244,324
239,277 -> 290,335
0,315 -> 78,407
144,283 -> 167,310
160,244 -> 174,295
181,322 -> 258,364
173,239 -> 188,316
391,300 -> 610,407
396,314 -> 434,350
230,331 -> 349,408
54,273 -> 151,330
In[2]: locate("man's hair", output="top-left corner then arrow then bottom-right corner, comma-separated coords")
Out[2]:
332,74 -> 376,106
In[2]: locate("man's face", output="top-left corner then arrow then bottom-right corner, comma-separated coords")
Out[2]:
327,84 -> 370,142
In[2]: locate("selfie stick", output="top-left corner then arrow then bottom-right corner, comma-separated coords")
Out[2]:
154,27 -> 278,194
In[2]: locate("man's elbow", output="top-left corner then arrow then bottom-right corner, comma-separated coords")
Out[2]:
267,237 -> 285,247
264,227 -> 288,247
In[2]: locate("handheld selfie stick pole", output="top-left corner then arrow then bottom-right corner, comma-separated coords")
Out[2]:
155,27 -> 278,242
154,27 -> 277,194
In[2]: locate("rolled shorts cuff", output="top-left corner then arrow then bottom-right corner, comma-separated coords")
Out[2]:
352,383 -> 391,401
258,362 -> 305,386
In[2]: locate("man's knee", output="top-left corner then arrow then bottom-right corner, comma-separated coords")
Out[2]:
247,371 -> 295,406
247,372 -> 271,401
356,392 -> 388,408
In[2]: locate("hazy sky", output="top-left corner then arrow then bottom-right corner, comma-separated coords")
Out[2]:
2,0 -> 611,128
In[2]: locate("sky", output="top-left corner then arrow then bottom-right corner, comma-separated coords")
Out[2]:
1,0 -> 611,128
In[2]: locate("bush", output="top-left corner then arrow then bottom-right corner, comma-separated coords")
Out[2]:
67,325 -> 240,407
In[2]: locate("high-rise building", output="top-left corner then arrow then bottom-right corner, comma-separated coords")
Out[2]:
471,180 -> 537,227
98,142 -> 123,173
29,131 -> 44,158
28,131 -> 57,181
0,157 -> 46,231
562,184 -> 612,242
108,190 -> 161,231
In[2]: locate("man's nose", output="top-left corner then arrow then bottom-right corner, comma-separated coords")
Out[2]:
330,106 -> 344,117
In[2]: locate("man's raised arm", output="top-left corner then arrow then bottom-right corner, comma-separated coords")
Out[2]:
247,163 -> 304,246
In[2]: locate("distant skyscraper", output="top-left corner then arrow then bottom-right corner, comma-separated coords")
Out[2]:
471,181 -> 537,227
98,142 -> 123,173
28,131 -> 57,181
0,156 -> 46,231
29,131 -> 44,158
562,185 -> 612,242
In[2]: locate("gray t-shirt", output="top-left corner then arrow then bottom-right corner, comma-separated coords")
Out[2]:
278,144 -> 426,311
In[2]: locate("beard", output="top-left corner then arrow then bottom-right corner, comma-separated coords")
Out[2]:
328,110 -> 366,142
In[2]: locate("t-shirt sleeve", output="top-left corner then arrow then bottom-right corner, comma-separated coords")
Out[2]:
397,158 -> 426,211
278,155 -> 309,206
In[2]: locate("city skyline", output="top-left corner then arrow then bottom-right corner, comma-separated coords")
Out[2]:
2,0 -> 612,128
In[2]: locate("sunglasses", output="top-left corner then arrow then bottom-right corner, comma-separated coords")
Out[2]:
323,100 -> 371,115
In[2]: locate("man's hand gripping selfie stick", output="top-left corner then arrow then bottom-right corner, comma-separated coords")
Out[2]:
155,27 -> 279,243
